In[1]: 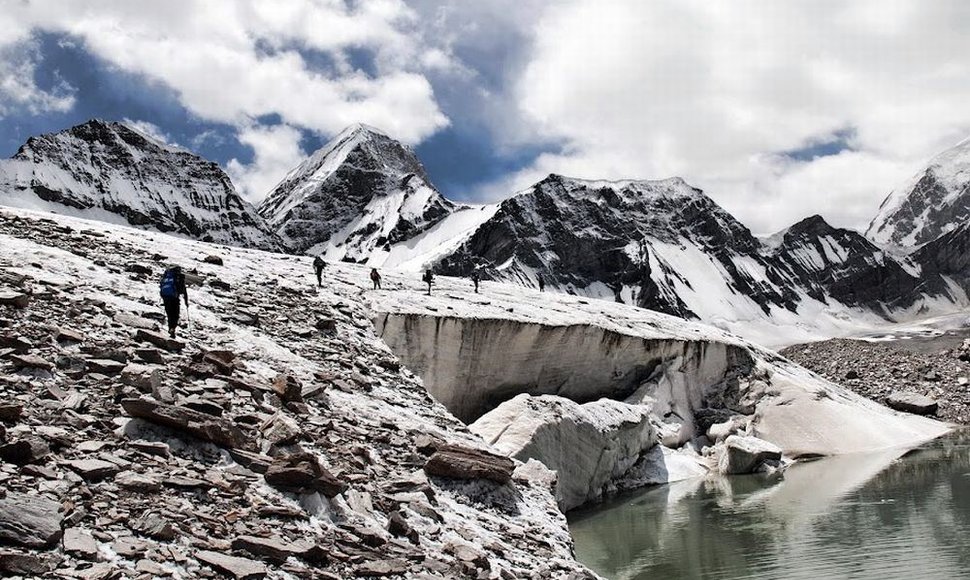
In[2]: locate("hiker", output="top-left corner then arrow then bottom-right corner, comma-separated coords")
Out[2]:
313,255 -> 326,287
159,265 -> 188,338
537,274 -> 545,292
471,270 -> 480,293
370,268 -> 382,290
423,269 -> 434,295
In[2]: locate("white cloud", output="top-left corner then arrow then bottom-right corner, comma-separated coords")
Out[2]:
495,0 -> 970,233
4,0 -> 970,228
0,0 -> 456,201
121,118 -> 175,147
0,0 -> 448,140
0,40 -> 75,117
226,123 -> 306,202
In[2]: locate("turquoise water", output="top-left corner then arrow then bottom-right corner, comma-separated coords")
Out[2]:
569,432 -> 970,579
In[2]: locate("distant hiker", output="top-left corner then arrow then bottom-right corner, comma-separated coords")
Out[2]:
370,268 -> 382,290
423,269 -> 435,295
537,275 -> 545,292
471,270 -> 480,293
313,255 -> 326,287
159,265 -> 188,338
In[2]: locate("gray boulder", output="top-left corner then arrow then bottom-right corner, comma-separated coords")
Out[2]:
886,392 -> 938,415
718,435 -> 783,475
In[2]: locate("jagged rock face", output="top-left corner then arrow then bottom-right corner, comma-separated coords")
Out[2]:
258,124 -> 457,258
0,120 -> 282,251
867,138 -> 970,247
437,175 -> 802,319
771,215 -> 931,313
914,222 -> 970,294
433,174 -> 962,323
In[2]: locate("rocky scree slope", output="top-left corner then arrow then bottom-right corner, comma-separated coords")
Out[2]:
258,124 -> 458,259
0,208 -> 596,579
867,137 -> 970,248
782,337 -> 970,424
0,120 -> 282,251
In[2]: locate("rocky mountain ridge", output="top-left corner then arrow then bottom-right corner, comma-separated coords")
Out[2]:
0,120 -> 282,251
260,125 -> 969,341
1,120 -> 969,345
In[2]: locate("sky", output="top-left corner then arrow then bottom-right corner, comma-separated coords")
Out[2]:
1,0 -> 970,235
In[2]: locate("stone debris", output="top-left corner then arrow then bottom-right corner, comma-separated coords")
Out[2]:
63,458 -> 121,481
9,353 -> 53,371
196,549 -> 268,579
424,444 -> 515,483
230,534 -> 315,564
62,528 -> 98,559
134,328 -> 185,352
0,436 -> 51,464
121,398 -> 250,450
0,492 -> 63,548
783,336 -> 970,423
886,391 -> 939,415
263,452 -> 347,497
0,290 -> 29,309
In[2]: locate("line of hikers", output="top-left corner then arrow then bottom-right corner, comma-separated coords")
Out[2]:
159,257 -> 546,338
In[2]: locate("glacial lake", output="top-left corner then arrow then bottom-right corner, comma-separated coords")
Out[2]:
569,431 -> 970,580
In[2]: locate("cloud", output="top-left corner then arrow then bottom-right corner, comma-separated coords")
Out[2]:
0,40 -> 75,117
494,0 -> 970,233
226,123 -> 306,202
121,118 -> 176,147
0,0 -> 448,142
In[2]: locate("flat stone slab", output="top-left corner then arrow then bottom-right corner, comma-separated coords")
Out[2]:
9,354 -> 53,371
263,453 -> 347,497
230,534 -> 314,564
86,358 -> 127,375
423,444 -> 514,484
134,329 -> 184,352
121,398 -> 251,450
886,392 -> 939,415
196,550 -> 267,580
63,528 -> 98,558
63,458 -> 120,482
0,492 -> 63,548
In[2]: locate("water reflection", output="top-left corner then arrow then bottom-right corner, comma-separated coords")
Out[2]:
569,432 -> 970,579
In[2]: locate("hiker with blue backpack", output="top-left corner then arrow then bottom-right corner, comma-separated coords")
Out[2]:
159,266 -> 189,338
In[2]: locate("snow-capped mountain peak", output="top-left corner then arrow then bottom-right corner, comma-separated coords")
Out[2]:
867,137 -> 970,247
258,123 -> 456,258
0,119 -> 282,250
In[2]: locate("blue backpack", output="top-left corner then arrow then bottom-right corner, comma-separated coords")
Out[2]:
160,268 -> 178,298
